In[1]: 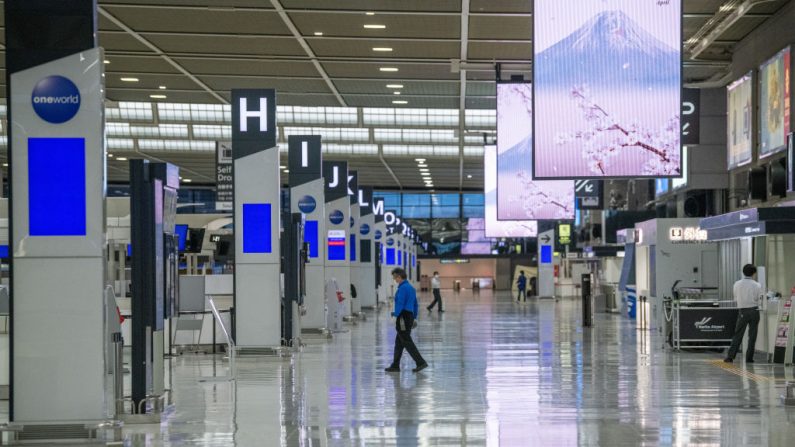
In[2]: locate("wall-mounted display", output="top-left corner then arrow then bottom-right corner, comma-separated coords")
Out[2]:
484,145 -> 538,237
759,47 -> 790,158
533,0 -> 681,178
496,83 -> 574,220
727,72 -> 754,169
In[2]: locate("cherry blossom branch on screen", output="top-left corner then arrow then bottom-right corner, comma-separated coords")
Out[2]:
555,85 -> 681,176
512,171 -> 574,219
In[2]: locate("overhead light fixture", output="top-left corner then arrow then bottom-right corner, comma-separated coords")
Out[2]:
108,153 -> 114,158
363,24 -> 386,29
415,158 -> 426,162
393,91 -> 401,95
386,84 -> 403,89
284,169 -> 290,173
103,60 -> 110,64
417,162 -> 427,167
280,165 -> 286,169
366,12 -> 375,16
392,100 -> 407,104
372,47 -> 393,52
380,67 -> 399,72
467,174 -> 473,179
159,85 -> 167,90
2,163 -> 7,167
314,31 -> 323,36
120,77 -> 139,82
149,94 -> 167,99
116,157 -> 128,161
419,168 -> 429,172
183,179 -> 192,183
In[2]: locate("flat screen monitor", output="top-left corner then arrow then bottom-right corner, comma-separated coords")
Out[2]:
0,245 -> 9,259
174,224 -> 189,252
185,228 -> 205,254
327,230 -> 346,261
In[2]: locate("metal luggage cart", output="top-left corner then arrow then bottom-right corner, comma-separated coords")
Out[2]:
669,288 -> 738,350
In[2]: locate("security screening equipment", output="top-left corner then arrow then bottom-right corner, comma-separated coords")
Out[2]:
348,171 -> 365,320
357,187 -> 377,309
323,161 -> 352,321
6,42 -> 124,441
231,89 -> 282,351
129,159 -> 180,420
288,135 -> 329,336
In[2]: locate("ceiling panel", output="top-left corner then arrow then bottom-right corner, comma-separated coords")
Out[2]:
106,90 -> 220,104
105,55 -> 182,74
308,38 -> 460,59
289,12 -> 460,39
345,95 -> 459,109
683,0 -> 724,14
143,34 -> 306,57
469,15 -> 531,40
101,5 -> 290,35
100,0 -> 275,7
175,58 -> 320,77
281,0 -> 461,13
323,62 -> 459,80
334,79 -> 460,96
105,73 -> 201,90
470,0 -> 531,14
199,76 -> 331,94
98,31 -> 155,52
468,41 -> 531,60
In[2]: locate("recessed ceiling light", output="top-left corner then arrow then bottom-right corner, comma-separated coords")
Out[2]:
415,158 -> 426,162
159,85 -> 167,90
386,84 -> 403,89
393,91 -> 401,95
392,100 -> 407,104
183,179 -> 192,183
116,157 -> 128,161
419,168 -> 429,172
314,31 -> 323,36
284,169 -> 290,173
366,12 -> 375,16
363,24 -> 386,29
108,153 -> 114,158
120,77 -> 139,82
280,165 -> 286,169
467,174 -> 473,179
2,163 -> 7,167
373,47 -> 393,52
104,60 -> 110,64
418,163 -> 427,167
149,94 -> 167,99
380,67 -> 399,72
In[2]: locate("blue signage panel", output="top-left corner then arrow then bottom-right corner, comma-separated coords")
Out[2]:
350,234 -> 357,261
242,203 -> 272,253
0,245 -> 9,258
174,224 -> 188,251
329,209 -> 344,225
397,250 -> 402,266
298,195 -> 317,214
374,230 -> 382,240
386,248 -> 396,265
360,223 -> 370,236
304,220 -> 319,258
540,245 -> 553,264
28,137 -> 86,236
327,230 -> 346,261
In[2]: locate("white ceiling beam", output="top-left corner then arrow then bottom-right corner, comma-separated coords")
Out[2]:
268,0 -> 347,107
98,6 -> 228,104
458,0 -> 470,192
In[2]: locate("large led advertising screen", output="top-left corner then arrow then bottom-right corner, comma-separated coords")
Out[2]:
533,0 -> 681,178
759,47 -> 790,158
484,145 -> 538,238
727,72 -> 753,169
496,83 -> 574,220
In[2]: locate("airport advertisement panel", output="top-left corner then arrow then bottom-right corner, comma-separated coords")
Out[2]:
533,0 -> 681,178
496,83 -> 574,220
759,47 -> 790,158
727,72 -> 753,169
484,145 -> 538,238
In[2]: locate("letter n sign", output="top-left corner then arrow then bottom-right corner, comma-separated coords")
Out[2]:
231,89 -> 277,159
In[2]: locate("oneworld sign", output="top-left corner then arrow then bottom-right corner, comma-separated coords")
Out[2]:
31,75 -> 81,124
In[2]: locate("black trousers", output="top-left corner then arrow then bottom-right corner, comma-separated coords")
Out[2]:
727,307 -> 760,361
517,288 -> 526,301
428,289 -> 443,311
391,311 -> 426,367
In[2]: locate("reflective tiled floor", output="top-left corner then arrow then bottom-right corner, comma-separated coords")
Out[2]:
4,290 -> 795,446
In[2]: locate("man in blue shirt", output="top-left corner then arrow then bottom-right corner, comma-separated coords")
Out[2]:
385,268 -> 428,373
517,270 -> 527,302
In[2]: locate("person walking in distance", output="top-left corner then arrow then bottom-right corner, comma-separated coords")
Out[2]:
385,268 -> 429,373
516,270 -> 528,302
725,264 -> 764,363
427,271 -> 444,313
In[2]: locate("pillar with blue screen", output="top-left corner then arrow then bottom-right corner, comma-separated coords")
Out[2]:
304,220 -> 319,258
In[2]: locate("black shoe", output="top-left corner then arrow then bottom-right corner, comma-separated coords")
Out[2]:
426,307 -> 432,312
412,363 -> 428,373
723,358 -> 733,363
384,366 -> 400,373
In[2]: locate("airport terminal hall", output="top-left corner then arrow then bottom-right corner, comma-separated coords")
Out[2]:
5,0 -> 795,446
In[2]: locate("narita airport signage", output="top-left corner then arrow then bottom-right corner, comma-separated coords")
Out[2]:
668,226 -> 708,243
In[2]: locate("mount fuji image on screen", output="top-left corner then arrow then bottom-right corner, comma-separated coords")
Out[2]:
534,1 -> 681,178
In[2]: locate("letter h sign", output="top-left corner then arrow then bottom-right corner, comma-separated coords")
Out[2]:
231,89 -> 277,158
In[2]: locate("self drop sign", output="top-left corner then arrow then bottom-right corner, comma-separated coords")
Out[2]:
31,75 -> 81,124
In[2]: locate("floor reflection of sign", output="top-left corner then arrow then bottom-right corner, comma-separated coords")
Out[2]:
216,141 -> 233,211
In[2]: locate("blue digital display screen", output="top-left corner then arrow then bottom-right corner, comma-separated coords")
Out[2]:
304,220 -> 319,258
386,248 -> 396,265
397,250 -> 402,266
412,254 -> 416,267
540,245 -> 553,264
328,236 -> 346,261
0,245 -> 9,258
175,224 -> 189,251
242,203 -> 272,253
126,244 -> 132,257
350,234 -> 357,261
28,138 -> 86,236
